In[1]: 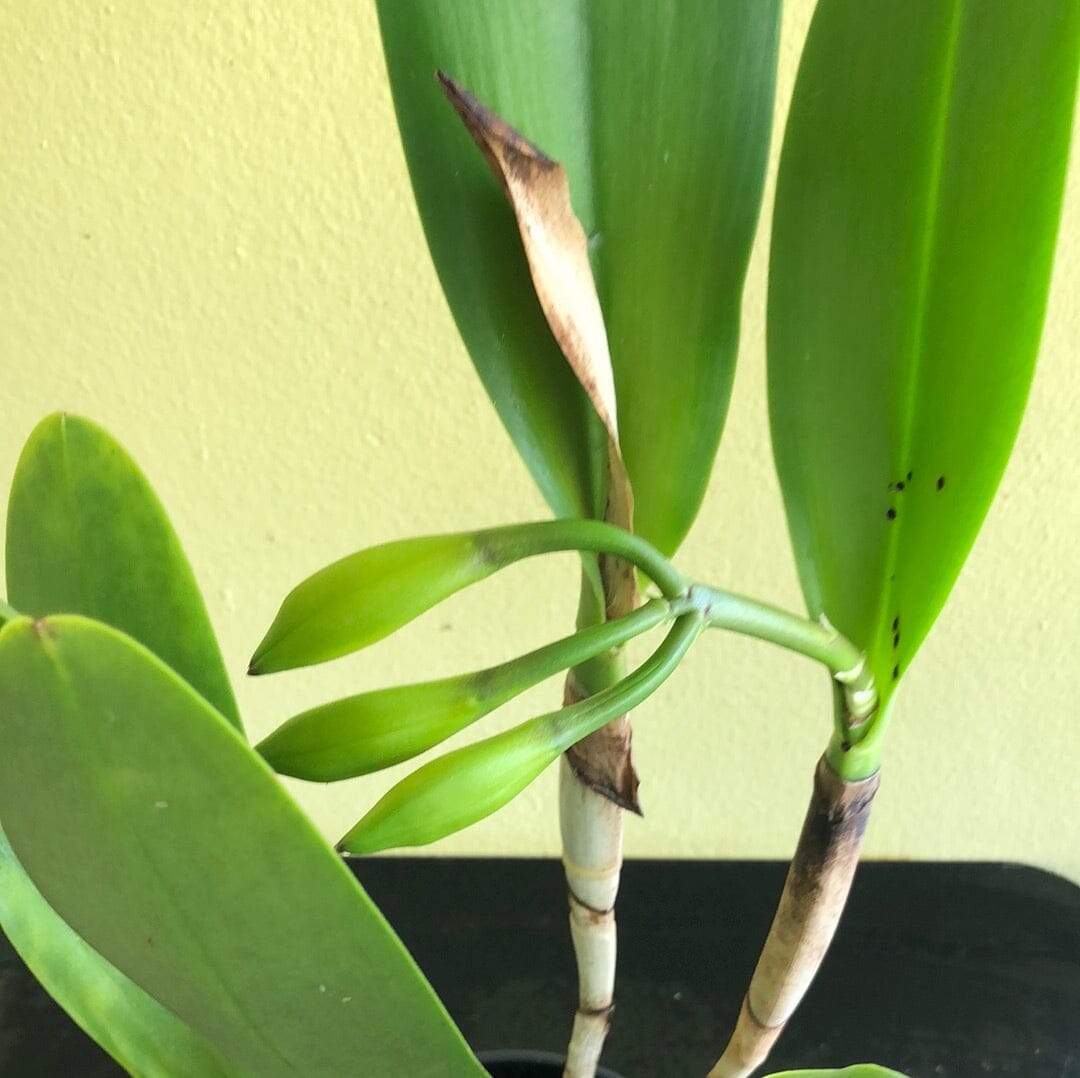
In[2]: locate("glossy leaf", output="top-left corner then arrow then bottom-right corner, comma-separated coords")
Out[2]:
378,2 -> 779,554
0,830 -> 235,1078
259,597 -> 671,781
5,412 -> 240,730
2,413 -> 249,1072
0,615 -> 483,1077
768,1 -> 1079,700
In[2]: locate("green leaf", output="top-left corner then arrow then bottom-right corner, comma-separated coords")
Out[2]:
5,412 -> 241,731
767,1 -> 1079,700
0,615 -> 484,1078
377,2 -> 779,554
0,830 -> 235,1078
3,414 -> 248,1070
258,597 -> 672,782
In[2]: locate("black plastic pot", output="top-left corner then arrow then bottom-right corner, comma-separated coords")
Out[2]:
479,1048 -> 626,1077
1,860 -> 1078,1075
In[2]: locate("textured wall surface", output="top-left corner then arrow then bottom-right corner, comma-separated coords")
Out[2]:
2,3 -> 1078,881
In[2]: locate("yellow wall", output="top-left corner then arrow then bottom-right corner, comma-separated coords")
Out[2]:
2,3 -> 1078,882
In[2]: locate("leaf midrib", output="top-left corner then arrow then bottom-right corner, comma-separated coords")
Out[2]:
875,0 -> 965,676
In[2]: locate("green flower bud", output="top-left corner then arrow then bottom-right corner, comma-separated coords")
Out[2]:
259,676 -> 483,781
249,532 -> 487,674
248,520 -> 688,675
338,724 -> 557,855
257,597 -> 673,781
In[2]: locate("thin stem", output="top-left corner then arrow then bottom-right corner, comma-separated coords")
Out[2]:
485,521 -> 879,738
827,688 -> 896,781
561,546 -> 635,1077
0,599 -> 21,628
547,612 -> 704,753
339,613 -> 706,856
495,520 -> 882,739
692,584 -> 878,732
483,597 -> 672,703
483,519 -> 689,599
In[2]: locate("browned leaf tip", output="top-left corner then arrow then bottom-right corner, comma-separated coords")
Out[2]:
442,71 -> 640,802
436,71 -> 555,195
436,69 -> 622,451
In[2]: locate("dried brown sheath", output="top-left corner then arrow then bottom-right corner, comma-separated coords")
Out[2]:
439,74 -> 638,1077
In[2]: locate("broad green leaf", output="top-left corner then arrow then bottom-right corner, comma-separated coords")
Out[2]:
0,615 -> 483,1078
377,2 -> 779,554
5,412 -> 241,731
3,413 -> 247,1072
0,830 -> 235,1078
768,1 -> 1079,700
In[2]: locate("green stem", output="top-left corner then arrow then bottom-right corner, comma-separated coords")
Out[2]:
567,559 -> 627,698
489,520 -> 880,740
826,687 -> 895,780
484,596 -> 671,704
483,519 -> 689,599
692,583 -> 878,731
694,584 -> 860,669
0,599 -> 21,628
547,612 -> 704,752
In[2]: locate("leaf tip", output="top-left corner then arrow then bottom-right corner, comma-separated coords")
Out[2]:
247,633 -> 281,676
435,69 -> 553,172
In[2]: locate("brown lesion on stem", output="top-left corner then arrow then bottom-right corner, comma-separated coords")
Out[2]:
566,460 -> 641,812
708,756 -> 879,1078
563,661 -> 641,815
564,724 -> 640,814
564,712 -> 640,814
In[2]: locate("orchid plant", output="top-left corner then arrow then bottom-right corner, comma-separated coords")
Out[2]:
0,2 -> 1075,1077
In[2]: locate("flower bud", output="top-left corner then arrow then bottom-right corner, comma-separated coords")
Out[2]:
339,723 -> 557,855
249,532 -> 487,674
